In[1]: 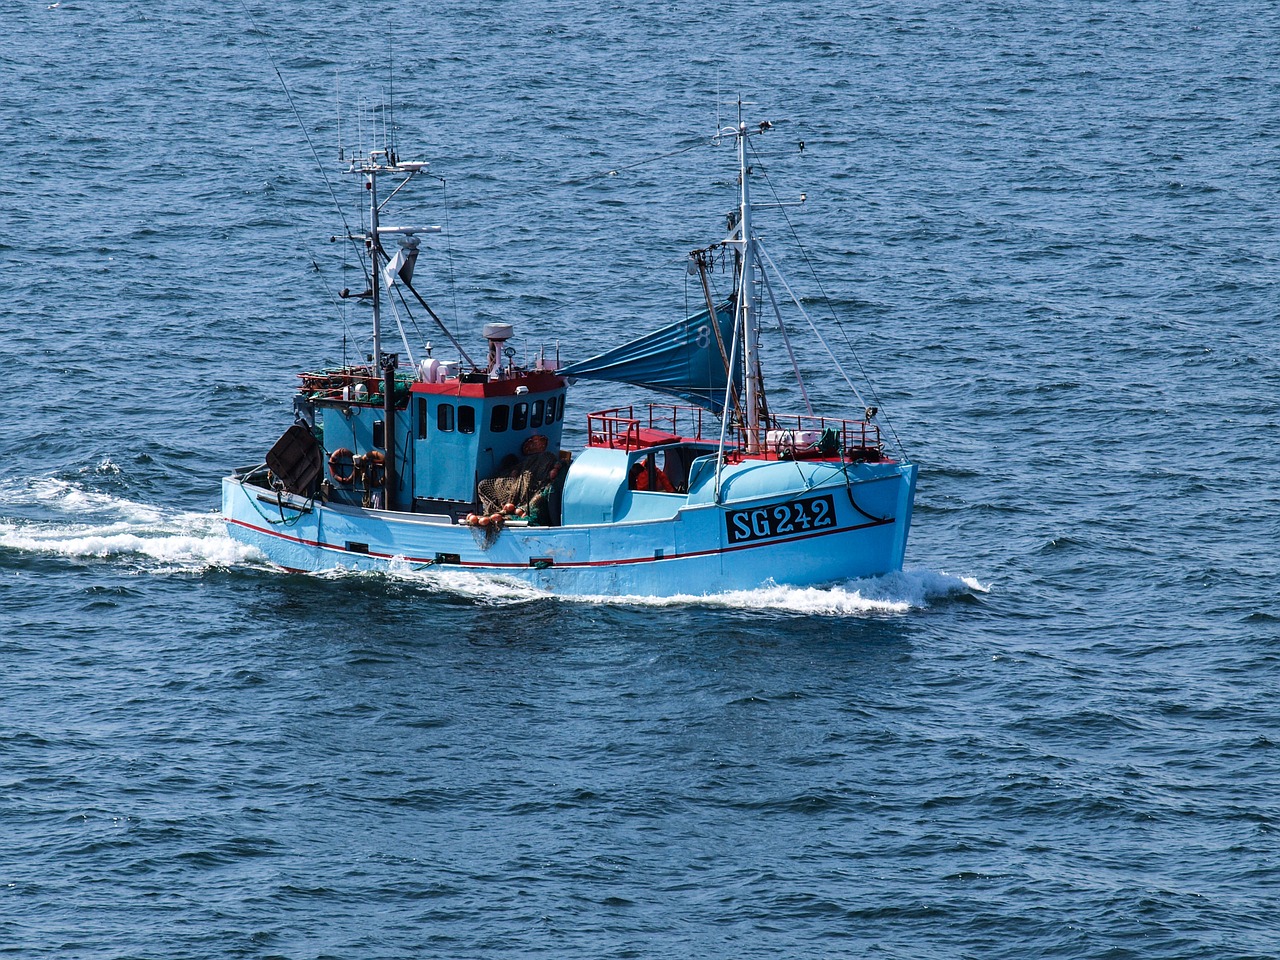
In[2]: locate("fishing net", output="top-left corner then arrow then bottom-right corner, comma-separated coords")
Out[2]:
477,451 -> 561,517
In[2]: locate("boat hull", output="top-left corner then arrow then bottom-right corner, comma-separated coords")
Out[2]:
221,461 -> 917,597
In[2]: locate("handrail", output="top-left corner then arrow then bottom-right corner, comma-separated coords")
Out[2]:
586,407 -> 641,449
586,404 -> 883,458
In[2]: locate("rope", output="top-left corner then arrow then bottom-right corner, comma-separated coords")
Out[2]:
558,136 -> 709,187
840,463 -> 892,524
242,471 -> 315,528
757,259 -> 813,416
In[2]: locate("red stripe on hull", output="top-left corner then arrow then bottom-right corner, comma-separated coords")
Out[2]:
226,513 -> 891,571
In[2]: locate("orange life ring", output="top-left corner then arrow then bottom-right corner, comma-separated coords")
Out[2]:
329,447 -> 356,484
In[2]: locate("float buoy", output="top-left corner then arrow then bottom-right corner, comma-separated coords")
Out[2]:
361,449 -> 386,486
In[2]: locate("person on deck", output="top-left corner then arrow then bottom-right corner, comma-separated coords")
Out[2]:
630,458 -> 675,492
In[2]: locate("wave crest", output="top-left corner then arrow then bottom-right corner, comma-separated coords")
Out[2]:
0,478 -> 261,572
567,569 -> 986,615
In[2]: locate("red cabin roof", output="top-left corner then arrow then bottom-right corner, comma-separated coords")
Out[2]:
409,370 -> 566,398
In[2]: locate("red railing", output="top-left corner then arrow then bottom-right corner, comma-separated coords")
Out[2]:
586,404 -> 884,460
586,404 -> 715,449
586,407 -> 642,449
754,414 -> 883,459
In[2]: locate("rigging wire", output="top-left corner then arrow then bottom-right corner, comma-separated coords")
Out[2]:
440,178 -> 463,352
756,242 -> 867,408
558,136 -> 710,187
747,137 -> 907,458
757,263 -> 813,416
287,224 -> 368,358
236,0 -> 369,292
382,283 -> 417,365
419,132 -> 714,215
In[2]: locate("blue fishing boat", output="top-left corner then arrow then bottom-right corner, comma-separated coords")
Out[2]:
222,118 -> 918,596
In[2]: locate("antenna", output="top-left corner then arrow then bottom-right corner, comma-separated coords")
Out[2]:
356,98 -> 364,160
388,32 -> 396,158
336,73 -> 343,161
716,70 -> 721,137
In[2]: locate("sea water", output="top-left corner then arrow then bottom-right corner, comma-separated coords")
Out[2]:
1,2 -> 1277,957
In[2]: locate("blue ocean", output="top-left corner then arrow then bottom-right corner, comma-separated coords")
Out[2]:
2,1 -> 1277,957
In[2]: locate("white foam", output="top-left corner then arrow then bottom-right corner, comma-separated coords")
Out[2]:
19,477 -> 167,523
563,568 -> 987,616
384,559 -> 552,605
0,478 -> 263,572
0,523 -> 262,569
287,559 -> 551,606
293,559 -> 984,614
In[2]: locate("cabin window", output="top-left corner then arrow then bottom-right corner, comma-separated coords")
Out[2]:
458,404 -> 476,434
490,404 -> 509,433
417,398 -> 428,439
531,399 -> 545,428
512,402 -> 529,431
544,394 -> 557,424
437,403 -> 454,432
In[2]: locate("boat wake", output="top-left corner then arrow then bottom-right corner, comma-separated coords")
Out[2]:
304,563 -> 986,614
379,561 -> 553,606
0,477 -> 263,573
317,563 -> 985,614
563,568 -> 987,616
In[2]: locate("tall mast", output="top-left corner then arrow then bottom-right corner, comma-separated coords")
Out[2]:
737,122 -> 761,453
367,157 -> 383,367
351,148 -> 412,510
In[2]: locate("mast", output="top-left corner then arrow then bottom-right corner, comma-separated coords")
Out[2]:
341,141 -> 442,511
352,148 -> 409,510
737,122 -> 762,453
353,148 -> 432,366
367,156 -> 384,367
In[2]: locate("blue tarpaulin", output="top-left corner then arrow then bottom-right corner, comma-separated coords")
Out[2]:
559,301 -> 739,413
